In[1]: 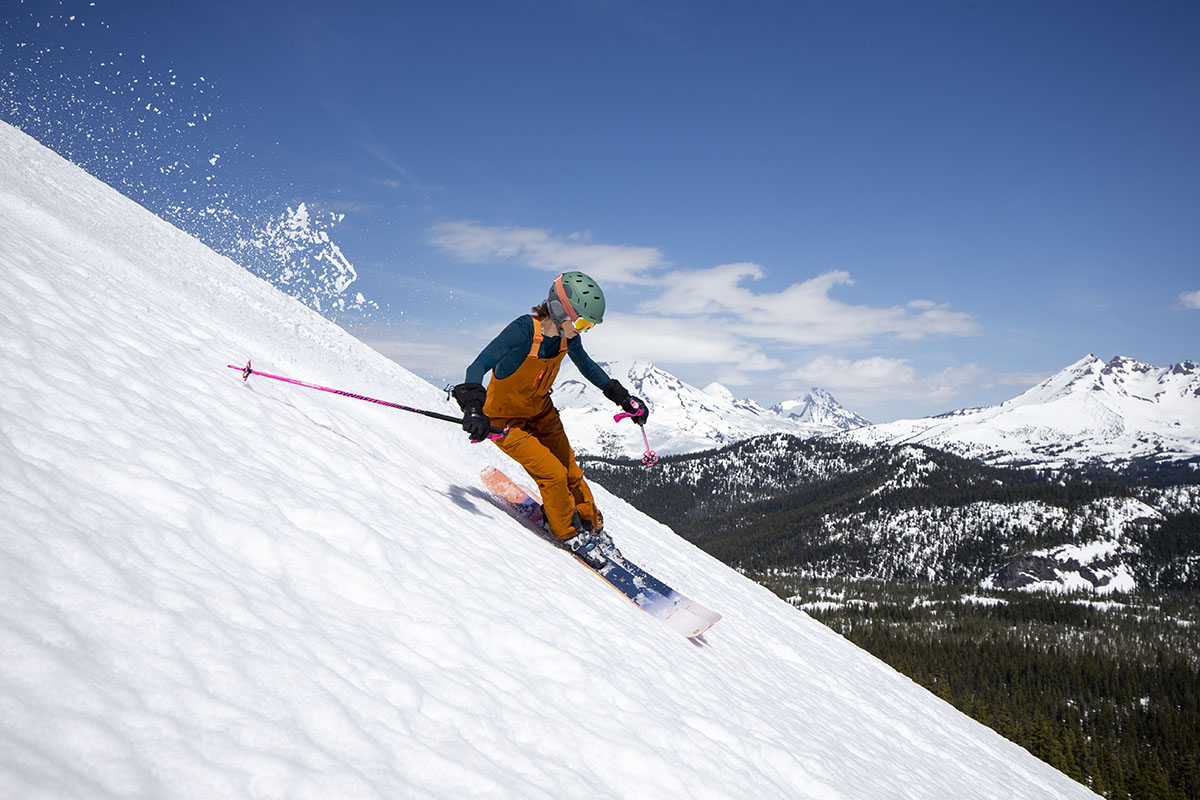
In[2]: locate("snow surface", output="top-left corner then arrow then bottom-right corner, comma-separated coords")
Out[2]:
0,120 -> 1097,799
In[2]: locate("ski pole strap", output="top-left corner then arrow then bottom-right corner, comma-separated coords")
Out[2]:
229,360 -> 508,438
612,405 -> 646,424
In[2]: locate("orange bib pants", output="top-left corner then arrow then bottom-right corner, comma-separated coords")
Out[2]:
483,316 -> 601,540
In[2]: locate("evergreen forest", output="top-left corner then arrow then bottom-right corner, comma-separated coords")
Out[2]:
582,438 -> 1200,799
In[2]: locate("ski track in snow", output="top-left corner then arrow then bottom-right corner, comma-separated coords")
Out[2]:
0,120 -> 1098,799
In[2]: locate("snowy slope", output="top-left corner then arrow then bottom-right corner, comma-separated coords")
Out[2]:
0,120 -> 1097,799
555,360 -> 865,458
844,355 -> 1200,466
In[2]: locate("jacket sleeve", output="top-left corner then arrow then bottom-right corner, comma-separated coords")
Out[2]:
465,317 -> 533,384
567,338 -> 611,389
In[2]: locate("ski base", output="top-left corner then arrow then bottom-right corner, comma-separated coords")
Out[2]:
481,467 -> 720,639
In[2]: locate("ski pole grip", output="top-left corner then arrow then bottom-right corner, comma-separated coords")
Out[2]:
471,425 -> 509,443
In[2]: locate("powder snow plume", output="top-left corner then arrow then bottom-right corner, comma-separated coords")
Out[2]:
0,0 -> 375,318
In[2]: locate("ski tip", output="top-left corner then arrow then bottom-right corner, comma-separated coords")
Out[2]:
685,621 -> 720,640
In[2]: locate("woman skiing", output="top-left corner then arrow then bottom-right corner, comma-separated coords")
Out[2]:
452,271 -> 648,568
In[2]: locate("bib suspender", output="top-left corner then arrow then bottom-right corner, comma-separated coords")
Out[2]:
527,315 -> 568,358
527,315 -> 543,358
526,315 -> 567,390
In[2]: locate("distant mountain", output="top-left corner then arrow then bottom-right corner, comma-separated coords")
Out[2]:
554,359 -> 869,458
843,355 -> 1200,467
772,387 -> 871,430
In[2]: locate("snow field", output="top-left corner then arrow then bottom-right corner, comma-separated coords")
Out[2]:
0,120 -> 1098,799
849,354 -> 1200,467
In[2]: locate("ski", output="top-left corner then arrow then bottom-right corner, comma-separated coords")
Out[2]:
481,466 -> 720,639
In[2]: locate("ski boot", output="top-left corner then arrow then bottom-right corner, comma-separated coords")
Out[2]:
590,528 -> 624,566
564,530 -> 607,569
561,512 -> 609,568
564,513 -> 627,568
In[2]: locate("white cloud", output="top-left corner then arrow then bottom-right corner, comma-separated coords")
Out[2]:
1180,290 -> 1200,310
595,312 -> 784,370
642,264 -> 980,346
363,337 -> 478,385
428,223 -> 978,347
428,221 -> 665,285
782,355 -> 986,413
785,355 -> 919,392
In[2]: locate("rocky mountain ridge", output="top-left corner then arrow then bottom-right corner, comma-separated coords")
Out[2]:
555,359 -> 869,458
842,355 -> 1200,467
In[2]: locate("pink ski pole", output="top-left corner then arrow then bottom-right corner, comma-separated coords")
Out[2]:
613,400 -> 658,465
227,360 -> 507,440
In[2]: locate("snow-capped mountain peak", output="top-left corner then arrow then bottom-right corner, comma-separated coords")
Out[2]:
702,381 -> 737,402
772,387 -> 871,430
1012,354 -> 1200,409
555,360 -> 867,458
845,354 -> 1200,466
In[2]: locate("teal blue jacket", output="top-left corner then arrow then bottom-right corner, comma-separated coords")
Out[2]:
465,315 -> 610,389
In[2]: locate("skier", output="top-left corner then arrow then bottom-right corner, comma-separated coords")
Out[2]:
452,271 -> 648,568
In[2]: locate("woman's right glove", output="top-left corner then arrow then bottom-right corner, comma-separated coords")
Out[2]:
603,379 -> 649,426
451,382 -> 492,442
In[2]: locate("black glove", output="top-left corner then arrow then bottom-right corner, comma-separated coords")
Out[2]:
603,379 -> 649,426
452,382 -> 492,441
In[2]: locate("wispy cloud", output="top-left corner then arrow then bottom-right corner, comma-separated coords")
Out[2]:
1180,290 -> 1200,310
776,356 -> 1056,418
644,265 -> 980,346
364,337 -> 478,385
429,222 -> 980,347
428,221 -> 666,285
596,312 -> 784,370
782,356 -> 987,413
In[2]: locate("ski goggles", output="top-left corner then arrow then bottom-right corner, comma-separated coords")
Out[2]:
548,299 -> 596,332
569,316 -> 596,333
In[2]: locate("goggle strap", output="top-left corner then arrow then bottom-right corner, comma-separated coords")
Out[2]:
553,275 -> 579,322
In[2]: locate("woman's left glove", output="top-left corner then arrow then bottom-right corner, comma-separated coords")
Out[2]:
452,382 -> 492,441
603,379 -> 649,426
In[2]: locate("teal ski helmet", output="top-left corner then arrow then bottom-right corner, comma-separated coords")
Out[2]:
547,271 -> 605,331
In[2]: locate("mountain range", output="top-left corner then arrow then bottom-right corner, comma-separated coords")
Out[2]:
555,359 -> 868,458
842,355 -> 1200,467
576,358 -> 1200,598
562,354 -> 1200,469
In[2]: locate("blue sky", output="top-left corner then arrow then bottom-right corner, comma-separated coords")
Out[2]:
3,0 -> 1198,422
